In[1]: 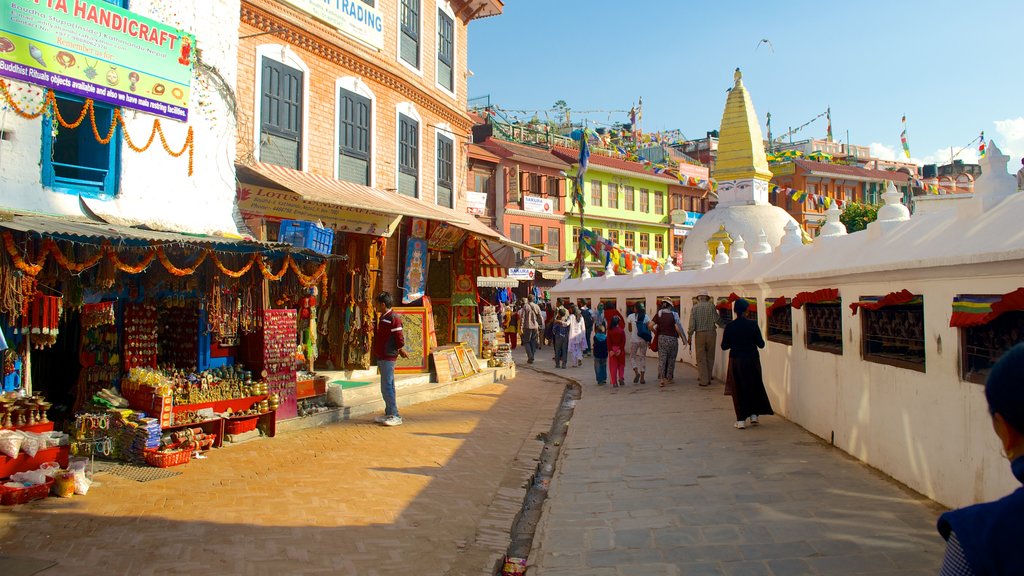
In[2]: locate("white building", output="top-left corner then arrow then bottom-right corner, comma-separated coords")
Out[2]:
552,69 -> 1024,509
0,0 -> 241,235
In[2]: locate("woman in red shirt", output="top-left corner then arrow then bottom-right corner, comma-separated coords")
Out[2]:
607,317 -> 627,388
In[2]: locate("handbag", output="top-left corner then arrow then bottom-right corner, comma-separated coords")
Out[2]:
649,334 -> 658,353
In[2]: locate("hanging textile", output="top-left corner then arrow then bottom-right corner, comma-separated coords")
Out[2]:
790,288 -> 840,309
849,289 -> 920,315
950,289 -> 1024,328
765,297 -> 789,316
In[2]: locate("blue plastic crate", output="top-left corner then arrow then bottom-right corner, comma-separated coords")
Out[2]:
278,220 -> 335,255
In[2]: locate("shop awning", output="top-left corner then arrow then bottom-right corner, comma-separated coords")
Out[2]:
478,241 -> 505,278
477,276 -> 518,288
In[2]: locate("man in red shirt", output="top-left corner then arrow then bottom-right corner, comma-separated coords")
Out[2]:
374,292 -> 408,426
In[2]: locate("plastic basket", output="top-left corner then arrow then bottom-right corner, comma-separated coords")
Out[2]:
278,220 -> 334,255
143,448 -> 193,468
0,478 -> 54,506
224,415 -> 259,435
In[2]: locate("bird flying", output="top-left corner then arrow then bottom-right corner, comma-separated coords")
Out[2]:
755,39 -> 774,53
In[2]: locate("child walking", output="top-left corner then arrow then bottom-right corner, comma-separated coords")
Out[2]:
592,324 -> 608,385
607,316 -> 626,388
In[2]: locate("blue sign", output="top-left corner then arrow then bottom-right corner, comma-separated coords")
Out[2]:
683,211 -> 703,227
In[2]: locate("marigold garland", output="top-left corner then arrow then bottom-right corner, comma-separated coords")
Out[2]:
0,79 -> 194,175
157,247 -> 207,276
43,239 -> 106,273
108,248 -> 157,274
288,257 -> 328,287
209,251 -> 258,279
3,232 -> 47,276
257,255 -> 289,281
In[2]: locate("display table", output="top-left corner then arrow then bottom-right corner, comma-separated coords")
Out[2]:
162,418 -> 225,449
170,395 -> 267,416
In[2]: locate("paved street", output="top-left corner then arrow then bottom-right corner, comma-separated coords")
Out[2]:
521,341 -> 948,575
0,372 -> 565,576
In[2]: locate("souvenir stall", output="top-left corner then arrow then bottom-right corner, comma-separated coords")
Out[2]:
0,217 -> 327,490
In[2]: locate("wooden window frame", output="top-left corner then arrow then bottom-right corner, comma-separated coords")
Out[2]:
767,304 -> 793,345
861,302 -> 926,373
959,310 -> 1024,384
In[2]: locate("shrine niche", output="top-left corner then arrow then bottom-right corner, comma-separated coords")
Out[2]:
804,302 -> 843,354
766,298 -> 792,345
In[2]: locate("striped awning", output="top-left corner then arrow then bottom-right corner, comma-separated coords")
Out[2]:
478,241 -> 505,278
477,276 -> 518,288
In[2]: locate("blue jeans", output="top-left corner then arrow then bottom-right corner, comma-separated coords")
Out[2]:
554,335 -> 568,367
378,360 -> 399,417
522,328 -> 539,362
593,357 -> 607,383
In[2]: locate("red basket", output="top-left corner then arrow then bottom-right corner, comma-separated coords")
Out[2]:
0,478 -> 54,506
143,448 -> 193,468
224,415 -> 259,435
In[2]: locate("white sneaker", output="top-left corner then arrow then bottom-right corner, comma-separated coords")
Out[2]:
374,415 -> 389,423
734,420 -> 746,429
749,415 -> 759,425
382,415 -> 403,427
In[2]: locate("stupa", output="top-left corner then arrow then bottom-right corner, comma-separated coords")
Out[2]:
682,69 -> 800,269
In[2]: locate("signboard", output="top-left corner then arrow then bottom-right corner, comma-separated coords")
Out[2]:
0,0 -> 195,121
771,162 -> 796,176
466,191 -> 487,215
523,195 -> 553,214
507,268 -> 535,280
236,185 -> 400,237
669,210 -> 703,227
280,0 -> 384,50
673,227 -> 689,237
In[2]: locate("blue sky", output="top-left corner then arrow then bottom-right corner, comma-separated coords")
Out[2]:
468,1 -> 1023,172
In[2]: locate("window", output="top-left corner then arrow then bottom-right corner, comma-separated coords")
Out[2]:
654,235 -> 663,258
529,225 -> 543,246
624,185 -> 634,211
570,226 -> 579,253
547,176 -> 560,211
862,300 -> 926,372
671,193 -> 683,211
638,233 -> 649,254
509,223 -> 523,244
260,57 -> 303,169
547,227 -> 560,261
639,188 -> 649,213
474,172 -> 492,194
962,310 -> 1024,384
436,133 -> 453,208
624,231 -> 634,250
42,95 -> 120,198
436,8 -> 454,91
805,301 -> 843,354
400,0 -> 420,68
398,114 -> 419,197
338,88 -> 371,185
608,230 -> 619,244
654,191 -> 664,214
590,180 -> 602,207
607,183 -> 619,209
767,302 -> 792,345
718,302 -> 734,324
673,236 -> 684,257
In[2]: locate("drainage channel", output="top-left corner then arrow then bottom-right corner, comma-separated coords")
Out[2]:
496,375 -> 581,576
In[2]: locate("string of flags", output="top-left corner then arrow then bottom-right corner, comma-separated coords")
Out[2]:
978,131 -> 986,158
577,227 -> 663,275
770,185 -> 846,209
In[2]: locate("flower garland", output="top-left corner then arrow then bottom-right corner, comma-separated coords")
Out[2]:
3,232 -> 47,276
288,257 -> 328,287
108,248 -> 157,274
257,255 -> 289,281
209,251 -> 257,279
43,239 -> 106,273
156,247 -> 208,277
0,79 -> 194,175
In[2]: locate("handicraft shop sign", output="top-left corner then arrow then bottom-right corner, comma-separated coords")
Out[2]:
279,0 -> 384,50
0,0 -> 195,121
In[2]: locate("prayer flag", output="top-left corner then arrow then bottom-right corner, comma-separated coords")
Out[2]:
979,131 -> 986,158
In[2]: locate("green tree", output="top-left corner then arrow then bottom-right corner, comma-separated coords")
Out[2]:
840,203 -> 879,233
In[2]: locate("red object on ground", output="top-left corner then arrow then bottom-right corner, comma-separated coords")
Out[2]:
0,445 -> 70,479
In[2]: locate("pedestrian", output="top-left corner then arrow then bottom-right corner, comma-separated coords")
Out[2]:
720,298 -> 773,429
503,304 -> 519,350
649,298 -> 688,387
592,323 -> 608,386
373,291 -> 408,427
568,304 -> 586,367
607,316 -> 626,388
688,289 -> 722,387
552,307 -> 570,369
625,302 -> 651,384
1017,157 -> 1024,191
518,296 -> 543,364
581,302 -> 594,357
592,302 -> 607,335
937,343 -> 1024,575
543,302 -> 555,349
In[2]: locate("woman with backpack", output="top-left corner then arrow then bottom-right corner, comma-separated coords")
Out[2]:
625,302 -> 651,384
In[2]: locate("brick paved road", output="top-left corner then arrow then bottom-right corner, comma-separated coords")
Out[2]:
523,344 -> 948,576
0,373 -> 565,576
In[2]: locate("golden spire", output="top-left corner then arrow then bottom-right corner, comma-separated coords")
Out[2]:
713,68 -> 773,183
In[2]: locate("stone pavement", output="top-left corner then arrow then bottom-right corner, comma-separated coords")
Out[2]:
0,368 -> 565,576
518,340 -> 948,575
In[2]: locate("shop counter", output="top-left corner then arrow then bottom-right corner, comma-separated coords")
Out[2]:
162,418 -> 225,449
0,445 -> 69,479
170,395 -> 268,417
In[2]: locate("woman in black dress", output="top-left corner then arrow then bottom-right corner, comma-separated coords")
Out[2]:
720,298 -> 774,429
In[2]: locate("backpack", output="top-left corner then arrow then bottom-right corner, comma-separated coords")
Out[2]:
635,314 -> 653,342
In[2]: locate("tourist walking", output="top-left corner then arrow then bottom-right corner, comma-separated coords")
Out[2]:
552,307 -> 570,369
649,298 -> 688,387
568,305 -> 586,367
720,298 -> 773,429
938,343 -> 1024,575
592,302 -> 607,335
581,302 -> 594,357
592,324 -> 608,386
502,304 -> 519,350
607,316 -> 627,388
625,303 -> 651,384
688,289 -> 722,387
373,292 -> 408,427
543,302 -> 555,348
518,296 -> 543,364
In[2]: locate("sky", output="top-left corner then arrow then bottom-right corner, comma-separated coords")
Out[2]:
468,1 -> 1024,173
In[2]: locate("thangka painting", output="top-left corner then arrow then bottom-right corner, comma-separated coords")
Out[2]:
428,221 -> 466,251
454,323 -> 482,358
431,299 -> 452,345
411,218 -> 428,239
393,307 -> 429,374
452,274 -> 475,307
454,305 -> 476,324
402,237 -> 429,304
